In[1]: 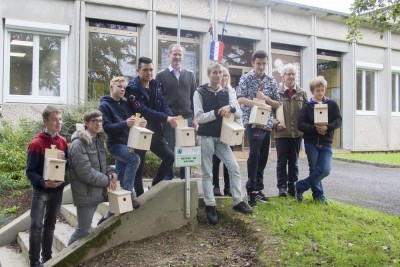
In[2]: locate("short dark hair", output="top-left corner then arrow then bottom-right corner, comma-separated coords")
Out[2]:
252,50 -> 268,61
137,57 -> 153,70
83,109 -> 102,123
42,105 -> 61,121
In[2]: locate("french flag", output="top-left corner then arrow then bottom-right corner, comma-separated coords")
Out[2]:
209,41 -> 224,61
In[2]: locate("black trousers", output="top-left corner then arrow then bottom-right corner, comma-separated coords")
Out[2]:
134,131 -> 174,196
275,137 -> 302,191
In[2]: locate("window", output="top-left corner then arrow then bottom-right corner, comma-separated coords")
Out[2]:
271,43 -> 301,86
157,28 -> 201,83
4,19 -> 69,103
393,73 -> 400,113
88,20 -> 138,101
356,69 -> 377,113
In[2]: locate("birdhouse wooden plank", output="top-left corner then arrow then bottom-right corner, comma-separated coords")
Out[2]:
220,116 -> 245,146
108,189 -> 133,215
314,104 -> 328,124
175,118 -> 195,147
43,145 -> 66,181
249,99 -> 271,125
127,126 -> 154,151
276,104 -> 286,127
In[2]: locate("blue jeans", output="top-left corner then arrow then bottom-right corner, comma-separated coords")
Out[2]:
67,205 -> 98,246
296,143 -> 332,200
275,137 -> 302,190
107,143 -> 140,194
199,136 -> 243,206
245,127 -> 271,192
164,118 -> 192,180
29,188 -> 63,266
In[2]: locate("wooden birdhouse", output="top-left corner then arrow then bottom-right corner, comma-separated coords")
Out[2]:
127,126 -> 154,151
276,104 -> 286,127
108,183 -> 133,215
314,104 -> 328,124
175,118 -> 195,147
43,145 -> 66,181
249,99 -> 271,125
220,116 -> 245,146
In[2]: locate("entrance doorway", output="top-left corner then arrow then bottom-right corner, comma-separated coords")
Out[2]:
317,50 -> 342,148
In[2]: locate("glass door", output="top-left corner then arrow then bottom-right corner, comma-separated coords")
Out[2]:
317,50 -> 342,148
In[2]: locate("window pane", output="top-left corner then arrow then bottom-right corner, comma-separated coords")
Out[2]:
393,74 -> 396,112
365,70 -> 375,111
356,70 -> 363,110
220,36 -> 253,67
157,39 -> 200,82
9,32 -> 33,95
39,36 -> 61,96
88,32 -> 137,100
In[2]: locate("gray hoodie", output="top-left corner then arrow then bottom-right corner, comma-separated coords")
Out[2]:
69,130 -> 116,207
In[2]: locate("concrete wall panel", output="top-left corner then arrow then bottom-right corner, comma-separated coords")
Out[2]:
358,27 -> 388,47
392,33 -> 400,50
157,0 -> 209,19
390,117 -> 400,150
316,19 -> 348,41
355,116 -> 388,151
85,0 -> 150,10
270,10 -> 311,35
218,2 -> 265,28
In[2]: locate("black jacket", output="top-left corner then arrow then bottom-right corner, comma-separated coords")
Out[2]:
297,98 -> 342,146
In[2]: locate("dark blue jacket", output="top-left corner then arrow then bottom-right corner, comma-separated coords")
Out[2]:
125,76 -> 174,132
99,95 -> 133,147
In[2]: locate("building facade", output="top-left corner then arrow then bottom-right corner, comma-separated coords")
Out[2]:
1,0 -> 399,151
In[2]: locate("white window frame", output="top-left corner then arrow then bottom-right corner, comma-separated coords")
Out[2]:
392,66 -> 400,116
356,62 -> 381,115
3,19 -> 69,104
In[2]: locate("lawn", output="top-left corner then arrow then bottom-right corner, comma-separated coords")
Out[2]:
243,196 -> 400,266
333,152 -> 400,165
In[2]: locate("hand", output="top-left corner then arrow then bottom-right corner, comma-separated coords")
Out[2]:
57,151 -> 65,160
218,105 -> 231,118
191,120 -> 198,128
139,117 -> 147,128
256,91 -> 267,101
315,124 -> 328,135
126,115 -> 136,127
44,180 -> 63,189
167,116 -> 178,128
108,173 -> 118,191
277,124 -> 286,131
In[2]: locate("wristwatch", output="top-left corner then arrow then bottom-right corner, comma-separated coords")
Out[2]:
229,105 -> 236,113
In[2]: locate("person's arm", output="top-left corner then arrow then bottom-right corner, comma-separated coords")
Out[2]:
327,100 -> 342,131
193,91 -> 218,124
297,104 -> 317,134
69,140 -> 110,188
228,90 -> 242,120
99,103 -> 129,136
26,142 -> 46,189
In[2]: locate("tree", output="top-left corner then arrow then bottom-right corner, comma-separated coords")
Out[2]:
346,0 -> 400,42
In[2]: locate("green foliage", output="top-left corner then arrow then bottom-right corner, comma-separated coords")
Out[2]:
253,196 -> 400,266
142,151 -> 162,177
334,152 -> 400,165
0,119 -> 42,192
347,0 -> 400,42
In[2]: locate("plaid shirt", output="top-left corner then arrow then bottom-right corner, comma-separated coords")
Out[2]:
236,70 -> 280,128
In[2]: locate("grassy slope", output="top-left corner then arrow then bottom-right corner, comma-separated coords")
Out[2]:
333,152 -> 400,165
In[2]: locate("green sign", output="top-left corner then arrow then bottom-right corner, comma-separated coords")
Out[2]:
175,146 -> 201,167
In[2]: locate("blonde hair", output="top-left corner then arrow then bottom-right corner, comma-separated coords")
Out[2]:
207,62 -> 223,75
110,76 -> 126,87
309,76 -> 327,93
221,67 -> 232,89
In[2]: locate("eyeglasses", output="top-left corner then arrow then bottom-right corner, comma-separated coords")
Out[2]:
90,119 -> 103,124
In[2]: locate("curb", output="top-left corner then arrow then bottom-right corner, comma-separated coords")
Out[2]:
333,157 -> 400,168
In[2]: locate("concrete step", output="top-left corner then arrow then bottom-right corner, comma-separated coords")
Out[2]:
53,222 -> 75,251
16,231 -> 30,261
97,202 -> 110,216
0,246 -> 29,267
60,204 -> 102,229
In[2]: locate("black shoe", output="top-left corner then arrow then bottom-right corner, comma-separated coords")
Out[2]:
132,198 -> 141,209
233,201 -> 253,214
278,187 -> 287,197
255,191 -> 269,203
294,182 -> 303,203
205,206 -> 218,225
287,188 -> 295,198
248,193 -> 257,207
213,186 -> 222,196
223,187 -> 232,196
97,210 -> 113,225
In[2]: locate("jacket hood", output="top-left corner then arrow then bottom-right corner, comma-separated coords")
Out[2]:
71,130 -> 106,145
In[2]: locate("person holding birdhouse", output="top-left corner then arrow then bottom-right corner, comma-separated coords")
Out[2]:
295,76 -> 342,204
26,105 -> 68,267
236,50 -> 280,207
67,109 -> 118,245
194,62 -> 253,225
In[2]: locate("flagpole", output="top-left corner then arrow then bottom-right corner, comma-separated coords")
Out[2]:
177,0 -> 181,45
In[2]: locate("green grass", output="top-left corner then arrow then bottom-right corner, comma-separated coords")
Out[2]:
250,196 -> 400,266
334,152 -> 400,165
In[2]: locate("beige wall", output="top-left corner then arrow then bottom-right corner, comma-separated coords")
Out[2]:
355,116 -> 388,151
1,104 -> 48,127
392,33 -> 400,50
316,19 -> 348,41
156,0 -> 209,19
270,10 -> 312,35
85,0 -> 150,9
390,117 -> 400,150
218,2 -> 265,28
358,27 -> 388,47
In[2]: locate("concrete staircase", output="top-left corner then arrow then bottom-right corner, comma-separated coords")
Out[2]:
0,180 -> 198,267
